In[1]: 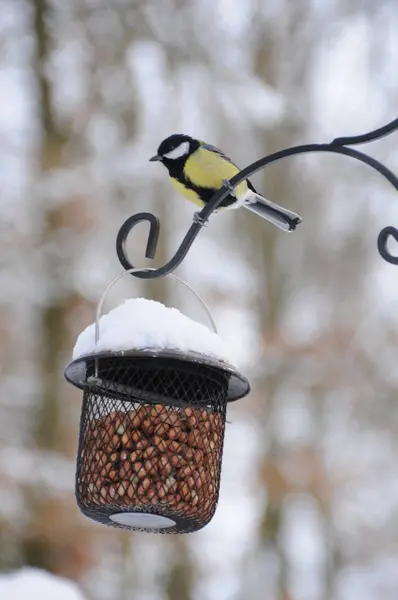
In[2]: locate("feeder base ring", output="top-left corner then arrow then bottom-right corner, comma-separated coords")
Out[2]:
77,501 -> 217,533
109,512 -> 175,529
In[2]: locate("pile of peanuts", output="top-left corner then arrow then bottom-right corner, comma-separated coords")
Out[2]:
79,404 -> 222,518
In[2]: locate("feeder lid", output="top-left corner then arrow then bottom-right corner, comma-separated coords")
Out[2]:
64,348 -> 250,402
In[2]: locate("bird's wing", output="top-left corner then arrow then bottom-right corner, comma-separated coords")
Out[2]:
200,143 -> 238,166
200,143 -> 257,193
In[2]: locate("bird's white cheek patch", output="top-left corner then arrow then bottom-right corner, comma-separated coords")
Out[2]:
163,141 -> 190,160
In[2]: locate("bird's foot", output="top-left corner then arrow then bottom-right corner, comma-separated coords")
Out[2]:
222,178 -> 236,196
193,212 -> 209,227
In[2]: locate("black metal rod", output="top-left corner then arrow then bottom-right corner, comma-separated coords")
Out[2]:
331,116 -> 398,147
116,119 -> 398,278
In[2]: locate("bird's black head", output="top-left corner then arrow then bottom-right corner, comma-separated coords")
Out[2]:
149,134 -> 200,167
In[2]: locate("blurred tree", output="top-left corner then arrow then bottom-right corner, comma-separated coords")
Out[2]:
32,0 -> 69,449
18,0 -> 95,579
241,3 -> 319,598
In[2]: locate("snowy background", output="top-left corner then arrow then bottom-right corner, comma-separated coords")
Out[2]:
1,1 -> 398,599
0,568 -> 87,600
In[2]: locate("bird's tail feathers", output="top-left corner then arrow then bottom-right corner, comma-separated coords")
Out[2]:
244,192 -> 302,232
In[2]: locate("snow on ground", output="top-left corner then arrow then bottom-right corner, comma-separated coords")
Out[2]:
0,568 -> 87,600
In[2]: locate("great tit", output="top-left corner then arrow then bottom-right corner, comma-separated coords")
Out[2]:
150,134 -> 302,231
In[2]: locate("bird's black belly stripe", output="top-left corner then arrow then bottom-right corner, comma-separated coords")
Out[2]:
181,179 -> 237,207
164,159 -> 256,208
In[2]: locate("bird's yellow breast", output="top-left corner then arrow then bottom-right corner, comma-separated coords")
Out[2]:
170,177 -> 205,207
184,147 -> 248,197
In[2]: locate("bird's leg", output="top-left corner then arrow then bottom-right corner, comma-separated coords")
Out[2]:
222,179 -> 236,196
193,180 -> 237,226
193,212 -> 209,226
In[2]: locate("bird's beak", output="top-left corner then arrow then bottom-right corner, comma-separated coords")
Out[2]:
149,154 -> 162,162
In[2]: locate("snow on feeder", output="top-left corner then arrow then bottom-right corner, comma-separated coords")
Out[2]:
64,271 -> 250,534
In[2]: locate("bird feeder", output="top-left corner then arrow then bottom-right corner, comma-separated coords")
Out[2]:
64,271 -> 250,533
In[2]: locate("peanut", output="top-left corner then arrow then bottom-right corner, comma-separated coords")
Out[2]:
144,458 -> 158,476
170,454 -> 185,468
120,459 -> 131,477
154,422 -> 169,437
141,419 -> 155,435
136,438 -> 150,451
153,435 -> 168,452
159,455 -> 172,477
142,446 -> 157,460
168,426 -> 182,440
187,429 -> 200,447
132,461 -> 146,478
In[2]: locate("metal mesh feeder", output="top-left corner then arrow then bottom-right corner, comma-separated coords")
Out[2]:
64,271 -> 250,533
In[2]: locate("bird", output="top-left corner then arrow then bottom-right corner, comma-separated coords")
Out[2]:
149,134 -> 302,232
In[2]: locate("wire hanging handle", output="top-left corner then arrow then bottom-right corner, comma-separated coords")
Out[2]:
116,116 -> 398,277
94,268 -> 218,346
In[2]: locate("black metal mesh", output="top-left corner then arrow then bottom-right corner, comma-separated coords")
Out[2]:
76,356 -> 229,533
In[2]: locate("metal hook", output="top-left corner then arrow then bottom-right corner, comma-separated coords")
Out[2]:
116,212 -> 160,273
377,227 -> 398,265
116,184 -> 233,279
116,117 -> 398,278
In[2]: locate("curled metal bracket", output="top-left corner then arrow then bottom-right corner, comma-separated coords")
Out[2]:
116,117 -> 398,279
377,226 -> 398,265
116,212 -> 160,273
